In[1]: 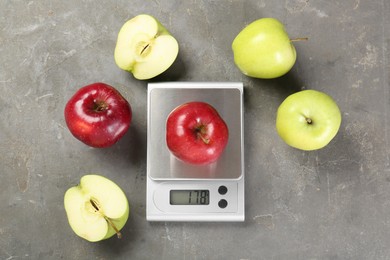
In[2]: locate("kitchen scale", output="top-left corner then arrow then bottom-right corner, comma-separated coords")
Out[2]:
146,82 -> 244,222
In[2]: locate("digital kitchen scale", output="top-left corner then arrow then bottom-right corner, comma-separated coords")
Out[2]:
146,82 -> 244,222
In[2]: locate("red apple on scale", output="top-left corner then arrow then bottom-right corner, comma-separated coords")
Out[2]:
64,82 -> 132,148
166,101 -> 229,165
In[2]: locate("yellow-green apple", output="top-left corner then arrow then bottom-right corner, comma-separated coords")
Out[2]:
232,18 -> 298,79
166,102 -> 229,165
64,175 -> 129,242
114,14 -> 179,80
276,90 -> 342,151
64,82 -> 132,148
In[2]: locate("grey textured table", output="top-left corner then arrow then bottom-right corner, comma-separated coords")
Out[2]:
1,1 -> 389,259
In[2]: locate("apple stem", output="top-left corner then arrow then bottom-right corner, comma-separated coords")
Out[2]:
290,37 -> 309,42
104,216 -> 122,239
90,199 -> 122,239
94,101 -> 108,112
197,132 -> 210,144
195,125 -> 210,144
306,118 -> 313,124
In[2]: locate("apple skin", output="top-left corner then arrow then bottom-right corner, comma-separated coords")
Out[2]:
232,17 -> 296,79
276,90 -> 342,151
64,175 -> 129,242
166,102 -> 229,165
114,14 -> 179,80
64,82 -> 132,148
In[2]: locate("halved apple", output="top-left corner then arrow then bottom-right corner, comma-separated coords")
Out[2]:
114,14 -> 179,80
64,175 -> 129,242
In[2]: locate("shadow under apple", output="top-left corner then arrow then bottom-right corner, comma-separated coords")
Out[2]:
256,70 -> 303,98
96,207 -> 140,256
89,121 -> 147,176
242,70 -> 304,124
148,52 -> 187,82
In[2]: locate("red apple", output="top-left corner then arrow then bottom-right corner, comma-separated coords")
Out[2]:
166,101 -> 229,165
64,82 -> 132,148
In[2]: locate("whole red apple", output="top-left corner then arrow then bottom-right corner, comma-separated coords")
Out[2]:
166,101 -> 229,165
64,82 -> 132,148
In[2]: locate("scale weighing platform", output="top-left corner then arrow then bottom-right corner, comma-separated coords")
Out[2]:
146,82 -> 244,222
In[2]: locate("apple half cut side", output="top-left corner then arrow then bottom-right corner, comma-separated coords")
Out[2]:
114,14 -> 179,80
64,175 -> 129,242
276,90 -> 342,151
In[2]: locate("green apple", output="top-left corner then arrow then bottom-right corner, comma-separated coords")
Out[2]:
232,18 -> 298,79
276,90 -> 342,151
114,14 -> 179,80
64,175 -> 129,242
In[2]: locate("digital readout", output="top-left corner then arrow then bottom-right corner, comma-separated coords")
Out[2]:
170,190 -> 210,205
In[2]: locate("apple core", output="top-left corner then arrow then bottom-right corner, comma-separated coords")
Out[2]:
138,42 -> 151,56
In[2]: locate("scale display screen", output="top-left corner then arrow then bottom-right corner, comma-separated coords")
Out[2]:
170,190 -> 210,205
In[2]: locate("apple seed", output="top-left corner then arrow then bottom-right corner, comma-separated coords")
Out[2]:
90,198 -> 100,212
137,42 -> 152,56
141,44 -> 150,54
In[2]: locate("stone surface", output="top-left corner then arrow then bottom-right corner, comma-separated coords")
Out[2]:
1,0 -> 389,259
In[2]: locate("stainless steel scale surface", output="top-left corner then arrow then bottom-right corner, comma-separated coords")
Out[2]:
146,82 -> 244,222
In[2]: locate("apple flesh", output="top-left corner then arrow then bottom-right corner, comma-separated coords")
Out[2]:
166,102 -> 229,165
114,14 -> 179,80
64,175 -> 129,242
232,17 -> 297,79
276,90 -> 342,151
64,82 -> 132,148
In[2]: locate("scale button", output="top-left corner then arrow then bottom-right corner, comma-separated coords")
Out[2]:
218,185 -> 228,195
218,199 -> 228,209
